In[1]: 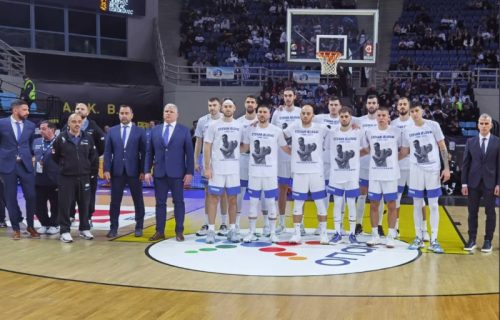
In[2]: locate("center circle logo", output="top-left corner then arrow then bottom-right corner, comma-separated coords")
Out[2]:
147,229 -> 420,276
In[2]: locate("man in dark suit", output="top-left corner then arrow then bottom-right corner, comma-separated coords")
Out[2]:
0,100 -> 39,239
103,105 -> 147,238
462,113 -> 500,252
145,103 -> 194,241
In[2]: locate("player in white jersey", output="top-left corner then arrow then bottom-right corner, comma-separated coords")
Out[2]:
241,104 -> 288,243
354,95 -> 385,236
391,97 -> 430,240
236,95 -> 259,232
326,107 -> 368,244
193,97 -> 229,236
203,99 -> 244,243
400,102 -> 450,253
271,88 -> 302,233
362,107 -> 402,248
313,96 -> 342,221
283,105 -> 329,244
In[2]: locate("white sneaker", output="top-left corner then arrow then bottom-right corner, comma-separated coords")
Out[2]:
367,234 -> 381,247
386,235 -> 395,248
314,226 -> 321,236
289,234 -> 301,244
79,230 -> 94,240
46,226 -> 60,235
60,232 -> 73,243
275,224 -> 286,234
37,226 -> 48,234
243,233 -> 258,243
423,231 -> 430,242
300,224 -> 306,236
262,225 -> 271,237
269,233 -> 279,243
320,233 -> 329,245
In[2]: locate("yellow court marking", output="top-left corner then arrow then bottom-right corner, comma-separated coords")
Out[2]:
115,203 -> 466,254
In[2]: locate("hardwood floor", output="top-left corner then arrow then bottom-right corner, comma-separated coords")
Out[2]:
0,194 -> 497,319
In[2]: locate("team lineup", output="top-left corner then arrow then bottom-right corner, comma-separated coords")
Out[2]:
195,89 -> 451,252
1,93 -> 451,253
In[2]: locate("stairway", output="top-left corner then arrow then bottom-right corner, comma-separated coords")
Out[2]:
157,0 -> 186,66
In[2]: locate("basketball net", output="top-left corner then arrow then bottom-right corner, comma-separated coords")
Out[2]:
316,51 -> 342,75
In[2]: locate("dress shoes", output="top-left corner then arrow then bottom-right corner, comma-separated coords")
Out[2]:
106,229 -> 118,238
0,220 -> 8,228
463,239 -> 476,251
134,229 -> 143,237
481,240 -> 492,253
26,227 -> 41,239
12,230 -> 21,240
175,232 -> 185,242
149,232 -> 165,241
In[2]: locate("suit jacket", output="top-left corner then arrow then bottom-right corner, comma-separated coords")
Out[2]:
104,124 -> 146,177
0,117 -> 35,174
461,134 -> 500,189
145,123 -> 194,179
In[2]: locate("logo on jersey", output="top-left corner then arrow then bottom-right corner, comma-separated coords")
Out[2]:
252,140 -> 271,164
297,137 -> 316,161
335,144 -> 355,169
413,140 -> 432,163
372,143 -> 392,167
220,134 -> 238,159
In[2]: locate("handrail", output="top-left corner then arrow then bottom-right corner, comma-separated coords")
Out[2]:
0,38 -> 25,77
153,18 -> 167,86
376,68 -> 499,89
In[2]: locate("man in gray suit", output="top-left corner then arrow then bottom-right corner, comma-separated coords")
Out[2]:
462,113 -> 500,252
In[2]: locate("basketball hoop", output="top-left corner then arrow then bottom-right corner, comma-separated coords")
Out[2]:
316,51 -> 342,75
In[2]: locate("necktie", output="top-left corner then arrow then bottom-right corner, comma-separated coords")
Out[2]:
163,124 -> 170,145
481,137 -> 486,155
15,121 -> 21,142
122,125 -> 128,145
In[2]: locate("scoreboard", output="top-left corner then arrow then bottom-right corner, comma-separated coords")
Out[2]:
98,0 -> 145,16
34,0 -> 145,16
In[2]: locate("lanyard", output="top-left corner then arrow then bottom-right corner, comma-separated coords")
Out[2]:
40,137 -> 56,161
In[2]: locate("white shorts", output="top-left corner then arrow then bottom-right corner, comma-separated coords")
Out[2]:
239,154 -> 250,187
398,169 -> 409,193
359,167 -> 369,187
277,160 -> 292,186
327,180 -> 360,198
408,164 -> 442,198
208,173 -> 240,196
323,162 -> 331,184
368,180 -> 398,201
292,173 -> 326,200
247,176 -> 278,199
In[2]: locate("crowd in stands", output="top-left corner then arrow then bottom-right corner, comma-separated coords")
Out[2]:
179,0 -> 357,70
391,0 -> 499,71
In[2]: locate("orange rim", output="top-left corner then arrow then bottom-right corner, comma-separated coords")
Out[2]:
316,51 -> 342,64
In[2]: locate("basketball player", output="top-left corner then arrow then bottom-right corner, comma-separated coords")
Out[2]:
355,95 -> 385,236
194,97 -> 228,237
241,105 -> 288,243
236,95 -> 259,233
271,88 -> 302,234
400,102 -> 450,253
283,105 -> 329,244
362,107 -> 402,248
313,96 -> 342,230
391,97 -> 430,240
326,107 -> 367,244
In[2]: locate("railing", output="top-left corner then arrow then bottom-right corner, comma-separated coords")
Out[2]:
153,18 -> 167,86
376,68 -> 500,89
160,62 -> 360,88
0,38 -> 25,77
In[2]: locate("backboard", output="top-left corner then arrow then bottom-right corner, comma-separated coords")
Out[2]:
286,9 -> 379,64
